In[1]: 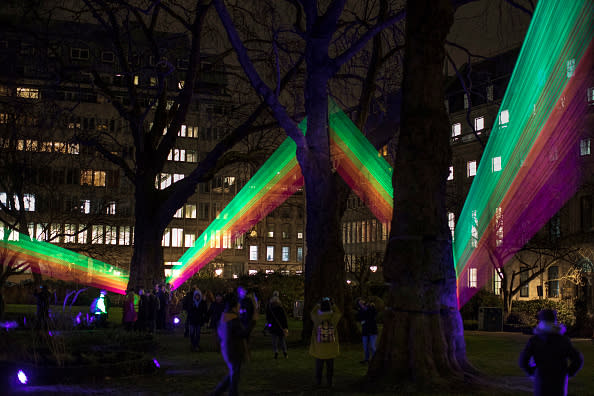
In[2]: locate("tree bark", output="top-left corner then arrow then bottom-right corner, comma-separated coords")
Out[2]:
368,0 -> 473,389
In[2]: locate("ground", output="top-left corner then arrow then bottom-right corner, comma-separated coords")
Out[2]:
3,306 -> 593,395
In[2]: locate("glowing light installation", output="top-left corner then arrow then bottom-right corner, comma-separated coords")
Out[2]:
454,0 -> 593,306
167,103 -> 394,288
0,227 -> 128,294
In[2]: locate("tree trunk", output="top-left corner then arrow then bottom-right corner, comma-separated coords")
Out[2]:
128,181 -> 166,291
368,0 -> 473,389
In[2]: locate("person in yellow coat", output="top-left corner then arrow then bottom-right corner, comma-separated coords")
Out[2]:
309,297 -> 341,388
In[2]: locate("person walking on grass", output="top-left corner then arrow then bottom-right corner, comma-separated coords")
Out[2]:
210,295 -> 250,396
519,309 -> 583,396
188,288 -> 208,352
356,297 -> 378,364
266,291 -> 289,359
309,297 -> 341,388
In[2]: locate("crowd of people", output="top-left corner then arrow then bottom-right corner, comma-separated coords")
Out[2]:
30,283 -> 584,395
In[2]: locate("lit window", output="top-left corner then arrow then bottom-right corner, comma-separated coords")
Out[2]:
282,246 -> 290,261
133,75 -> 139,85
474,116 -> 484,131
495,207 -> 503,247
249,245 -> 258,261
186,150 -> 197,163
495,268 -> 503,296
499,110 -> 509,125
64,224 -> 76,243
249,269 -> 258,275
105,225 -> 117,245
297,231 -> 303,239
266,246 -> 274,261
23,194 -> 35,211
171,228 -> 183,247
150,77 -> 157,87
180,125 -> 187,137
185,233 -> 195,247
448,212 -> 455,240
16,87 -> 39,99
93,171 -> 106,186
467,160 -> 477,177
267,230 -> 274,238
297,247 -> 303,262
162,228 -> 171,247
468,267 -> 477,288
119,226 -> 131,245
447,166 -> 454,181
486,85 -> 493,102
185,204 -> 196,218
471,209 -> 478,248
92,225 -> 104,244
567,58 -> 575,78
580,138 -> 591,156
451,123 -> 461,137
106,201 -> 116,215
492,157 -> 502,172
81,200 -> 91,214
77,224 -> 88,244
174,207 -> 183,218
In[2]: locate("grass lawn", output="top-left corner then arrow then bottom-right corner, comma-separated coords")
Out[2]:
3,305 -> 593,395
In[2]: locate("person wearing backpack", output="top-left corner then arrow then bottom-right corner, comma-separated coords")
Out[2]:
309,297 -> 341,388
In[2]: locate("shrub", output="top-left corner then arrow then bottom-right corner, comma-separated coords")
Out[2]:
460,289 -> 503,321
510,299 -> 575,327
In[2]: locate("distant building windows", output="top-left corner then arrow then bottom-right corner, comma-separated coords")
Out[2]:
249,245 -> 258,261
185,233 -> 195,248
282,246 -> 290,262
580,138 -> 591,156
468,267 -> 477,288
92,225 -> 104,244
80,170 -> 106,187
119,226 -> 131,245
171,228 -> 183,247
106,201 -> 116,215
566,58 -> 575,78
266,246 -> 274,261
492,156 -> 502,172
447,166 -> 454,181
267,229 -> 274,238
297,231 -> 303,239
499,110 -> 509,126
471,209 -> 478,248
494,268 -> 502,296
474,116 -> 485,132
16,87 -> 39,99
451,123 -> 461,138
71,47 -> 89,60
547,266 -> 560,298
185,204 -> 197,219
520,271 -> 529,297
297,247 -> 303,262
174,207 -> 183,218
467,160 -> 477,177
81,199 -> 91,214
448,212 -> 455,240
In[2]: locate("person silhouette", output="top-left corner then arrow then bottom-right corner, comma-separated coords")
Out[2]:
519,309 -> 583,396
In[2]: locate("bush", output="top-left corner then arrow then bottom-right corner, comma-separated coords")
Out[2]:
510,299 -> 576,327
460,289 -> 502,321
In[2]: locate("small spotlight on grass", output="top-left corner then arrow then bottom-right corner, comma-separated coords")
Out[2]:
17,369 -> 28,384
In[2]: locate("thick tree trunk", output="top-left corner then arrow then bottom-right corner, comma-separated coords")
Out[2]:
128,182 -> 166,291
299,59 -> 346,340
368,0 -> 473,389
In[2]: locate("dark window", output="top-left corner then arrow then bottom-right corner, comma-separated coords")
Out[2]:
520,272 -> 529,297
580,195 -> 593,231
547,266 -> 559,298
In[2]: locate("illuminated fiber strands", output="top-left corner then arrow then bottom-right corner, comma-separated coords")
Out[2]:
329,101 -> 394,223
0,227 -> 129,294
168,132 -> 305,289
455,0 -> 593,306
168,105 -> 394,288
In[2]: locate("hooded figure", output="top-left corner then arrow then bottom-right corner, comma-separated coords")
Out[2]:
519,309 -> 583,396
212,296 -> 250,396
187,288 -> 208,351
